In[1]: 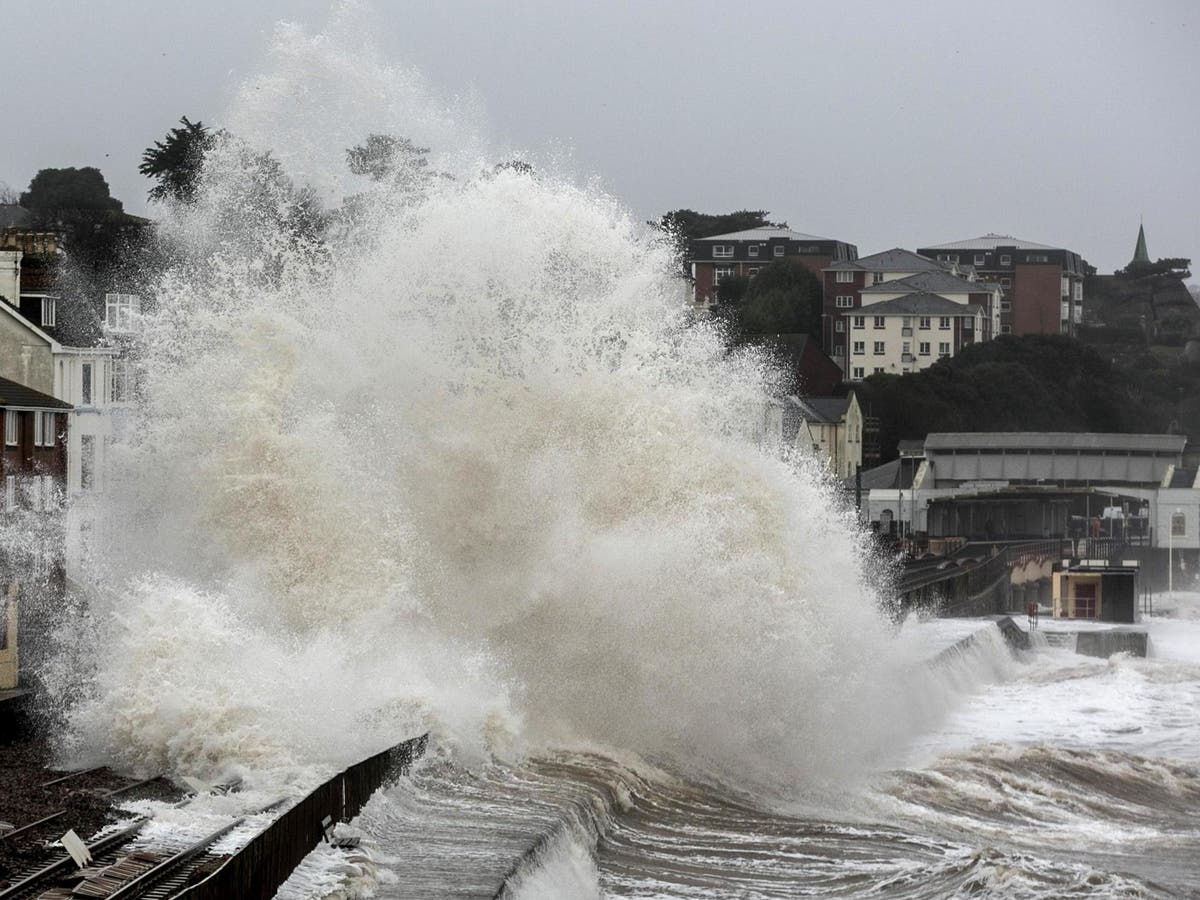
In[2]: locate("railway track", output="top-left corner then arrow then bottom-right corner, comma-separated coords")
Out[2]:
0,797 -> 284,900
0,768 -> 266,900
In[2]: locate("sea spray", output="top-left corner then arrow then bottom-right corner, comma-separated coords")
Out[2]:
47,6 -> 939,799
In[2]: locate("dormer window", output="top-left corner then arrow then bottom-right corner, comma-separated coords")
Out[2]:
974,254 -> 986,266
105,293 -> 141,331
712,245 -> 734,259
773,246 -> 785,257
748,245 -> 760,257
1000,254 -> 1012,266
836,271 -> 854,283
41,297 -> 56,327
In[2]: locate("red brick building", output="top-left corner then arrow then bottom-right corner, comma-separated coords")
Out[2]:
689,227 -> 857,307
916,234 -> 1091,337
1,375 -> 71,687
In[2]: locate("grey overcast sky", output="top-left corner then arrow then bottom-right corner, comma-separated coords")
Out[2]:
1,0 -> 1197,274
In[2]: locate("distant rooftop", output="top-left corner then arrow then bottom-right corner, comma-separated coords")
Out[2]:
827,247 -> 944,273
695,226 -> 835,242
851,292 -> 984,317
920,233 -> 1062,252
788,395 -> 851,425
0,205 -> 33,229
860,270 -> 996,295
925,432 -> 1187,454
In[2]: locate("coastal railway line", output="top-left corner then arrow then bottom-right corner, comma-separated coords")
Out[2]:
0,770 -> 171,859
0,798 -> 283,900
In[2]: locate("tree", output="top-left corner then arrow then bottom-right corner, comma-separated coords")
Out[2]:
1116,257 -> 1192,280
715,274 -> 751,304
721,258 -> 822,337
20,167 -> 123,213
346,133 -> 450,198
139,116 -> 215,203
654,209 -> 786,269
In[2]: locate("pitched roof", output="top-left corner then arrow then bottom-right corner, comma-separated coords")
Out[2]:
859,458 -> 914,490
696,226 -> 833,242
826,247 -> 944,273
851,292 -> 984,316
859,270 -> 998,296
788,395 -> 850,424
0,205 -> 33,228
920,233 -> 1060,252
0,375 -> 71,410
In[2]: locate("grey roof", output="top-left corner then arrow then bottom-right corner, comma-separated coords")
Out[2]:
0,375 -> 71,410
860,270 -> 998,296
696,226 -> 833,242
1169,467 -> 1197,488
826,247 -> 944,272
853,292 -> 984,316
859,458 -> 914,490
0,205 -> 33,228
924,432 -> 1187,454
920,233 -> 1060,252
788,395 -> 850,424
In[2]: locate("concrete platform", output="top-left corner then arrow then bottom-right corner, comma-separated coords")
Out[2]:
1010,617 -> 1149,658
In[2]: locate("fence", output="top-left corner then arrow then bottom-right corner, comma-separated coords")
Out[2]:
176,733 -> 428,900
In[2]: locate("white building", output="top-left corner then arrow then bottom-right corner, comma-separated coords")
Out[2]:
845,292 -> 986,380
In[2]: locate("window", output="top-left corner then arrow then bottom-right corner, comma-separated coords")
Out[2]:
835,320 -> 845,333
939,341 -> 950,356
853,316 -> 865,329
937,254 -> 958,264
873,272 -> 886,284
919,341 -> 931,356
939,316 -> 951,329
852,341 -> 865,354
873,341 -> 885,355
1172,512 -> 1186,537
901,317 -> 911,327
852,367 -> 865,379
1000,254 -> 1012,266
81,435 -> 96,491
902,341 -> 911,354
748,245 -> 760,257
974,254 -> 986,266
773,246 -> 785,257
1001,324 -> 1012,334
836,271 -> 854,283
874,367 -> 884,374
832,345 -> 843,356
748,267 -> 761,275
41,297 -> 56,327
963,317 -> 973,330
1073,283 -> 1082,301
873,316 -> 885,328
918,316 -> 931,330
1000,277 -> 1011,287
1026,254 -> 1048,263
835,295 -> 854,309
4,410 -> 15,446
81,363 -> 93,405
713,266 -> 735,285
35,412 -> 55,448
712,245 -> 733,259
105,293 -> 141,331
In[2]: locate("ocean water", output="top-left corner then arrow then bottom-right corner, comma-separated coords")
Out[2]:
25,6 -> 1199,897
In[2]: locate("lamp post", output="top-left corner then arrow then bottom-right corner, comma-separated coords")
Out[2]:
1169,507 -> 1180,601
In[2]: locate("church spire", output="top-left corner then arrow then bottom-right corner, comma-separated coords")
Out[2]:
1132,222 -> 1150,265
